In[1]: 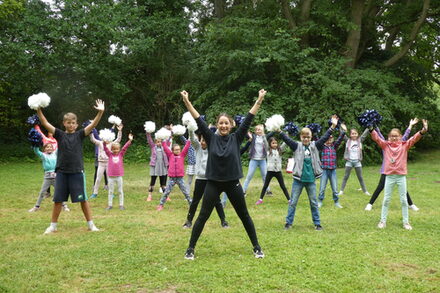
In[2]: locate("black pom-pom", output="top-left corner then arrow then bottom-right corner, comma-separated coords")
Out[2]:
357,110 -> 382,128
306,123 -> 322,134
200,115 -> 206,122
26,114 -> 40,125
209,126 -> 217,133
28,128 -> 43,147
283,122 -> 299,136
234,115 -> 245,127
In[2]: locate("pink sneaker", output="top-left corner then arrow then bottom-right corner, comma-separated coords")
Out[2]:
156,205 -> 164,211
166,197 -> 171,202
255,199 -> 263,205
147,195 -> 152,202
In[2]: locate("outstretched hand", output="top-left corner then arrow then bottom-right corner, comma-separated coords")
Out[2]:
421,119 -> 428,133
330,114 -> 339,128
340,123 -> 347,132
181,90 -> 189,104
117,124 -> 124,131
94,99 -> 105,112
128,133 -> 134,140
258,89 -> 267,103
409,118 -> 419,127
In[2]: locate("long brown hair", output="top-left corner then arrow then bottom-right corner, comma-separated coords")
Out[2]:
268,137 -> 281,156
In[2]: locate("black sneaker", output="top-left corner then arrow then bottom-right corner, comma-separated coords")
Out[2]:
182,220 -> 192,229
253,246 -> 265,259
284,223 -> 292,230
221,221 -> 229,228
184,248 -> 195,260
315,224 -> 323,231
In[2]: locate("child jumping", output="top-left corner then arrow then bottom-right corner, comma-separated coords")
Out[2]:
255,136 -> 290,205
156,140 -> 192,210
36,99 -> 105,234
103,133 -> 133,210
371,120 -> 428,230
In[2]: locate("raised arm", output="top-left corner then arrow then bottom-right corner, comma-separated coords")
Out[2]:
120,134 -> 133,157
359,128 -> 370,143
34,125 -> 48,141
32,146 -> 44,159
114,124 -> 123,143
89,132 -> 100,145
84,99 -> 105,136
36,108 -> 55,134
162,141 -> 172,157
188,130 -> 200,150
146,132 -> 155,149
181,90 -> 200,119
316,115 -> 338,150
371,130 -> 388,149
403,118 -> 418,141
181,140 -> 191,157
249,89 -> 266,115
333,132 -> 345,149
103,142 -> 112,157
181,91 -> 213,144
279,131 -> 298,151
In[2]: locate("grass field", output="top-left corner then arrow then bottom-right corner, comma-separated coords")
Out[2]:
1,150 -> 439,292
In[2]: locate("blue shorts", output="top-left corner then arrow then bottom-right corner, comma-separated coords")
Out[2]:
53,172 -> 88,203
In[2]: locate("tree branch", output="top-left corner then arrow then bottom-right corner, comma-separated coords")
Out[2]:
343,0 -> 365,68
280,0 -> 297,30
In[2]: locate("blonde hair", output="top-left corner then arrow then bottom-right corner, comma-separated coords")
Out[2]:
111,142 -> 121,149
255,124 -> 265,134
388,128 -> 402,136
42,143 -> 53,151
300,127 -> 312,136
63,112 -> 77,121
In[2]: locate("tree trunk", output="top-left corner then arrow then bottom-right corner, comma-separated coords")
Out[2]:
384,0 -> 430,67
343,0 -> 365,68
280,0 -> 297,30
214,0 -> 226,18
299,0 -> 313,46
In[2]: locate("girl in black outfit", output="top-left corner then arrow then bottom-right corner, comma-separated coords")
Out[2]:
181,89 -> 266,260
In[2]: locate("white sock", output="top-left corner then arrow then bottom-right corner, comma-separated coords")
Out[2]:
50,222 -> 57,229
87,220 -> 94,229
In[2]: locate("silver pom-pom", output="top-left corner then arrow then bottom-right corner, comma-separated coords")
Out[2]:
28,93 -> 51,110
182,112 -> 196,126
172,124 -> 186,136
144,121 -> 156,133
108,115 -> 122,126
99,128 -> 116,142
265,114 -> 285,132
155,128 -> 172,140
187,120 -> 198,132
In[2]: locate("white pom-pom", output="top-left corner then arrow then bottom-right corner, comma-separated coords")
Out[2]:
144,121 -> 156,133
28,93 -> 51,110
187,120 -> 198,132
99,128 -> 116,142
172,124 -> 187,136
182,112 -> 195,126
265,114 -> 285,132
155,128 -> 172,140
108,115 -> 122,126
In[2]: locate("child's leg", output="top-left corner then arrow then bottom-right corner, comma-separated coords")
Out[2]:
396,176 -> 409,224
354,166 -> 367,192
329,169 -> 339,202
340,164 -> 353,192
103,170 -> 108,186
93,164 -> 98,186
318,170 -> 329,201
159,175 -> 167,195
305,182 -> 320,225
242,159 -> 258,193
381,175 -> 396,223
221,192 -> 228,207
149,176 -> 157,195
406,192 -> 414,206
259,171 -> 275,200
93,162 -> 107,194
369,174 -> 386,205
108,177 -> 116,207
51,202 -> 63,222
36,178 -> 52,207
117,177 -> 124,207
258,160 -> 270,192
159,178 -> 176,205
187,179 -> 206,222
273,172 -> 290,200
176,177 -> 191,202
214,199 -> 226,223
286,180 -> 304,225
80,201 -> 93,221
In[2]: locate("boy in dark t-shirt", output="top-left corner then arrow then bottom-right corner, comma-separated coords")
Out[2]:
36,100 -> 105,234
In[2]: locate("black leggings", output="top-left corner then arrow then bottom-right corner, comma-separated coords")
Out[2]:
259,171 -> 290,200
369,174 -> 414,205
188,180 -> 260,249
94,165 -> 108,185
187,179 -> 226,223
150,175 -> 167,187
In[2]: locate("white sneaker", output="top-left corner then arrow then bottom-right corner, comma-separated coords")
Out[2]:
317,201 -> 323,208
365,203 -> 373,211
364,191 -> 371,196
403,223 -> 413,230
28,206 -> 39,212
63,205 -> 70,212
409,205 -> 419,211
88,224 -> 100,232
377,221 -> 386,229
334,202 -> 343,209
338,191 -> 344,196
44,226 -> 57,234
159,187 -> 163,193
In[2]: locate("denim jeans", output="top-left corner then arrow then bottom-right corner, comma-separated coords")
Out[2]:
285,180 -> 320,225
318,169 -> 339,202
381,175 -> 409,224
243,159 -> 269,193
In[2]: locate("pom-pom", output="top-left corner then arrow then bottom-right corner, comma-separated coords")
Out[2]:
357,109 -> 382,128
199,115 -> 206,121
234,115 -> 245,127
209,126 -> 217,133
26,114 -> 40,125
99,128 -> 116,142
28,128 -> 43,147
82,120 -> 92,128
108,115 -> 122,126
306,123 -> 322,135
144,121 -> 156,133
28,93 -> 51,110
187,120 -> 198,132
283,122 -> 299,137
182,112 -> 195,126
265,114 -> 285,132
155,127 -> 172,140
172,124 -> 186,136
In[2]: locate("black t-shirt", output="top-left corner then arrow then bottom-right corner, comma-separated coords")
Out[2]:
196,113 -> 254,181
54,128 -> 86,173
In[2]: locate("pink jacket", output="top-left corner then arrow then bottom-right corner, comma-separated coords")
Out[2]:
35,125 -> 58,150
103,140 -> 131,176
371,130 -> 422,175
162,140 -> 190,177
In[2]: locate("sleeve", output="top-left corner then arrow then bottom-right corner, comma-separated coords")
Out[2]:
53,128 -> 63,140
405,132 -> 422,149
280,142 -> 288,153
240,140 -> 252,155
120,140 -> 132,157
189,130 -> 200,150
333,132 -> 345,149
360,128 -> 370,143
34,125 -> 48,141
92,128 -> 100,140
402,128 -> 411,142
103,143 -> 112,157
195,117 -> 213,145
33,146 -> 43,159
375,128 -> 385,140
315,128 -> 334,150
181,140 -> 191,157
235,113 -> 255,143
180,136 -> 188,144
89,132 -> 99,145
115,130 -> 122,143
162,141 -> 172,157
279,131 -> 298,151
371,130 -> 387,149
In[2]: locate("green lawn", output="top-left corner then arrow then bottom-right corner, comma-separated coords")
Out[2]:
1,150 -> 439,292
